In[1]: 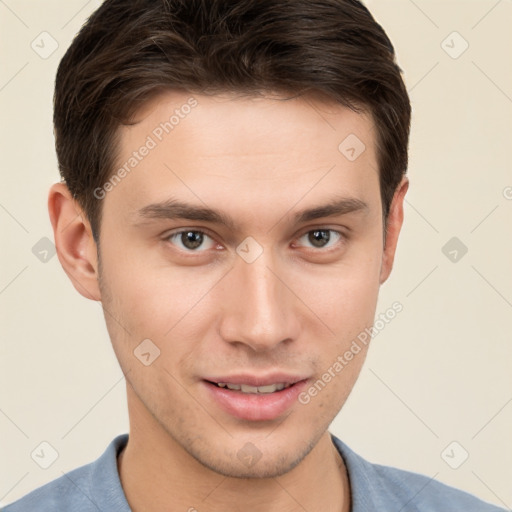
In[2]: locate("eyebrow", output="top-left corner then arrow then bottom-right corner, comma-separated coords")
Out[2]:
134,195 -> 369,230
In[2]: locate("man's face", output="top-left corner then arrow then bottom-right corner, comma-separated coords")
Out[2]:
96,91 -> 397,478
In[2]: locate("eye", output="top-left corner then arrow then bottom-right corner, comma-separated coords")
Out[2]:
164,230 -> 217,252
296,229 -> 344,250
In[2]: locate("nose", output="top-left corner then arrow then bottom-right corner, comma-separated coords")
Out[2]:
217,246 -> 301,352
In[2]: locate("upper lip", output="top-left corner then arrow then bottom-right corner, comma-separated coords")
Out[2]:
204,373 -> 309,387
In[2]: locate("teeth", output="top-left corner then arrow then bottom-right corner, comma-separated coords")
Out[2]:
216,382 -> 291,394
241,384 -> 259,393
257,383 -> 288,393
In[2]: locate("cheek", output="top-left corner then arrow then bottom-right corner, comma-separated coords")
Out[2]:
98,259 -> 203,404
98,248 -> 231,384
100,243 -> 215,336
297,340 -> 370,430
290,247 -> 382,336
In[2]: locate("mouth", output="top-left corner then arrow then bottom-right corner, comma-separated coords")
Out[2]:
202,377 -> 310,421
205,381 -> 294,394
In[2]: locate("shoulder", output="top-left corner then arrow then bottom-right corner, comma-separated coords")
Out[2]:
1,434 -> 130,512
368,460 -> 505,511
330,434 -> 506,511
2,463 -> 97,512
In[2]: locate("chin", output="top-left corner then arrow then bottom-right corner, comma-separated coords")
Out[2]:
179,428 -> 322,480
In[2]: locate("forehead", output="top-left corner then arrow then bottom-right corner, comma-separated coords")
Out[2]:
104,90 -> 380,227
123,89 -> 375,156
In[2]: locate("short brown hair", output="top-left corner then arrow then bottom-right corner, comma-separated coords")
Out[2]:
54,0 -> 411,241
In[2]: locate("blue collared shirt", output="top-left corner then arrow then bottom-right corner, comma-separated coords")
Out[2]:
2,433 -> 506,511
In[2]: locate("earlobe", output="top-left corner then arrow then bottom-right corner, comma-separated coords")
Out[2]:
379,176 -> 409,284
48,182 -> 101,301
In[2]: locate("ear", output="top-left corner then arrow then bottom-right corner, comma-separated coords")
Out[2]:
379,176 -> 409,284
48,182 -> 101,301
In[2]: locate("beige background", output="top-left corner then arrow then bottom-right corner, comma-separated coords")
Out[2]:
1,0 -> 511,508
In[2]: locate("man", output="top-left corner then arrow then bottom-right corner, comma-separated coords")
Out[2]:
2,0 -> 506,510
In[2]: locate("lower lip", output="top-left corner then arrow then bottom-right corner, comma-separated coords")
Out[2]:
203,380 -> 309,421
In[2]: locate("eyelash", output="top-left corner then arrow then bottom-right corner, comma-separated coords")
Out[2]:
163,228 -> 346,254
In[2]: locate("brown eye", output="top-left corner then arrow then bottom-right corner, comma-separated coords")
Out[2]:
298,229 -> 343,250
309,230 -> 330,247
181,231 -> 204,249
165,230 -> 216,252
